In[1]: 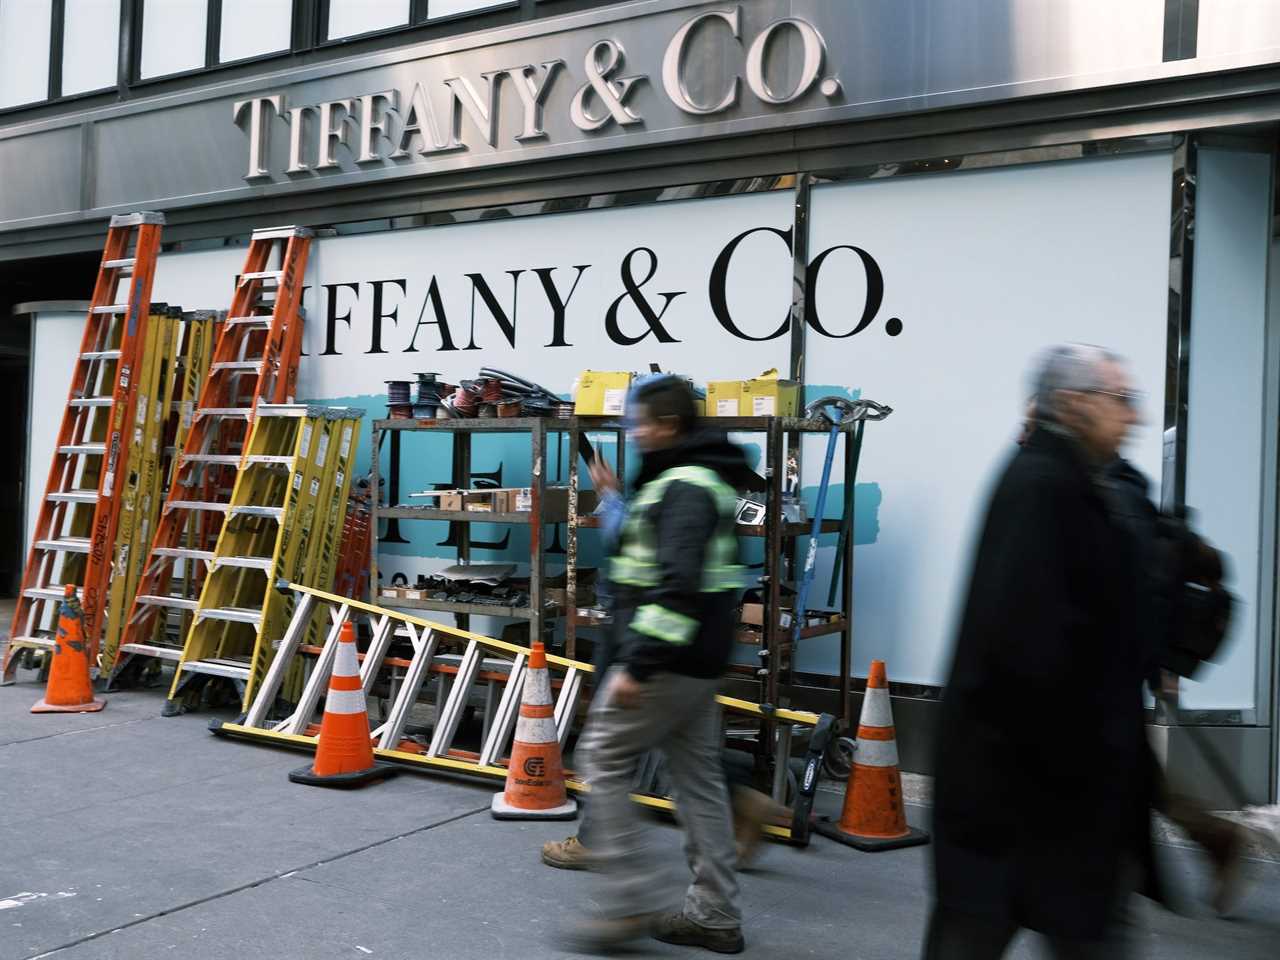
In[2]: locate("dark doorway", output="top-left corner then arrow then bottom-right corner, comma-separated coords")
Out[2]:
0,252 -> 99,597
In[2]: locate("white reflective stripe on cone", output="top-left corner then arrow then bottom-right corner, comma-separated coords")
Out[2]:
859,686 -> 894,729
513,713 -> 558,744
523,666 -> 552,706
854,737 -> 900,768
324,688 -> 368,715
333,641 -> 360,678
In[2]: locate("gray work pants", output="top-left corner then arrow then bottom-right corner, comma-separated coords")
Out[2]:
576,667 -> 742,929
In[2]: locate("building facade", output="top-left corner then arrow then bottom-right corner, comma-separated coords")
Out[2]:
3,0 -> 1279,802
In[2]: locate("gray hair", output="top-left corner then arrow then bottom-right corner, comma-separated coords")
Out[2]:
1031,343 -> 1120,420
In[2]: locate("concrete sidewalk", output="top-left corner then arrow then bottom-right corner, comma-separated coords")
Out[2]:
1,673 -> 1277,960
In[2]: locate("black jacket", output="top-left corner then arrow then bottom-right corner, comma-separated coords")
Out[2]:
932,427 -> 1158,939
614,427 -> 752,683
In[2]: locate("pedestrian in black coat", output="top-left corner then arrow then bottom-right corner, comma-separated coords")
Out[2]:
925,344 -> 1158,959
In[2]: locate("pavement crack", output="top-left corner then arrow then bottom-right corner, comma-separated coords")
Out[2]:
0,715 -> 159,747
21,805 -> 490,960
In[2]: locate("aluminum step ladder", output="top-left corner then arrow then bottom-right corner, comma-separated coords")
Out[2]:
215,584 -> 826,844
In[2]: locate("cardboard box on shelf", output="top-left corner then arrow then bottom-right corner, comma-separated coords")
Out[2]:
464,490 -> 496,512
409,489 -> 464,512
509,487 -> 599,517
742,368 -> 801,417
706,380 -> 746,417
574,370 -> 632,415
741,602 -> 790,627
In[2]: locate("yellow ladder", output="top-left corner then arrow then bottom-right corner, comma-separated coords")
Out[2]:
100,307 -> 179,672
165,404 -> 363,715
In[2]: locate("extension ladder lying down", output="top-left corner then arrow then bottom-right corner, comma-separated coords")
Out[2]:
213,583 -> 830,843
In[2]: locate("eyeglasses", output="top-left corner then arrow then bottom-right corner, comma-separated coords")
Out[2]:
1089,389 -> 1144,408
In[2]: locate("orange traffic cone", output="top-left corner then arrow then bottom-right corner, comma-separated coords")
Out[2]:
815,660 -> 928,851
32,585 -> 105,714
289,621 -> 395,788
491,641 -> 577,820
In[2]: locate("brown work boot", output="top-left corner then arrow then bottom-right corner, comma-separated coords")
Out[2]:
542,834 -> 594,871
653,912 -> 745,954
732,787 -> 790,868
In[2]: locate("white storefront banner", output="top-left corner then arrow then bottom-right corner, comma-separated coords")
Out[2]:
142,153 -> 1202,695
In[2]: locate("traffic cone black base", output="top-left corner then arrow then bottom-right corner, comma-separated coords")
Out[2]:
288,763 -> 398,789
813,818 -> 929,851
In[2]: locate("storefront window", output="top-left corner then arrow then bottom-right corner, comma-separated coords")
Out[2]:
326,0 -> 410,40
220,0 -> 292,63
139,0 -> 208,79
1183,146 -> 1275,712
428,0 -> 510,18
0,0 -> 53,108
62,0 -> 121,96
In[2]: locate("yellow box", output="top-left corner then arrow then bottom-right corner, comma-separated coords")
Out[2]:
706,381 -> 746,417
742,370 -> 800,417
574,370 -> 632,416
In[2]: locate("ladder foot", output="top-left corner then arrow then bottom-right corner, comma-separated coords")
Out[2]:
161,698 -> 185,718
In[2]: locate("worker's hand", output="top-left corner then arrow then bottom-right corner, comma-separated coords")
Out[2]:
609,671 -> 645,709
589,457 -> 620,497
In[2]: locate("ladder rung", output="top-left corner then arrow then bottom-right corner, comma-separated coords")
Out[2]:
119,643 -> 182,661
36,537 -> 90,553
92,304 -> 129,314
103,257 -> 136,270
229,506 -> 283,520
82,350 -> 122,361
194,408 -> 252,420
136,595 -> 199,612
225,316 -> 271,328
8,636 -> 55,650
197,607 -> 263,626
152,547 -> 215,562
69,397 -> 113,408
251,226 -> 312,241
212,361 -> 264,373
166,501 -> 231,514
59,443 -> 106,455
240,271 -> 283,283
246,455 -> 294,466
23,586 -> 82,602
212,556 -> 273,571
47,490 -> 97,504
180,659 -> 252,679
182,453 -> 241,465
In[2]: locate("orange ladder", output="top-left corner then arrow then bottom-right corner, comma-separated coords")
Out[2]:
109,226 -> 312,688
3,212 -> 164,685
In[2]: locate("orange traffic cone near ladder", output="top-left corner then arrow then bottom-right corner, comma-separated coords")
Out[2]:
289,621 -> 396,788
815,659 -> 928,851
31,585 -> 105,714
491,641 -> 577,820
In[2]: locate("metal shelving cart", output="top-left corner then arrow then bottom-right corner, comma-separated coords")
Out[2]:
369,411 -> 882,801
368,416 -> 626,651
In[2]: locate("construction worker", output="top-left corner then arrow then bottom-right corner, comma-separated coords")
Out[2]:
543,379 -> 784,875
561,376 -> 750,955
